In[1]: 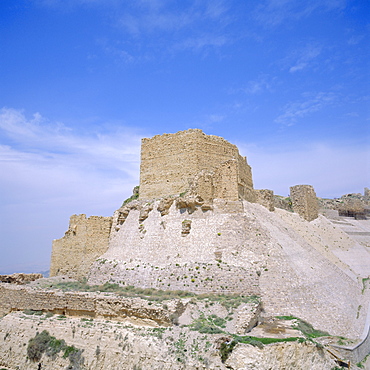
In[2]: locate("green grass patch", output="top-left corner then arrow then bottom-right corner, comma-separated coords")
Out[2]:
362,278 -> 370,294
189,313 -> 226,334
276,316 -> 329,338
220,336 -> 300,363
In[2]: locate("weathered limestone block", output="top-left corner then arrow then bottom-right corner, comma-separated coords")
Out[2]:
225,342 -> 337,369
189,169 -> 215,207
176,195 -> 203,214
117,208 -> 130,225
255,189 -> 274,211
139,203 -> 154,222
233,301 -> 263,334
290,185 -> 318,221
157,197 -> 175,216
50,214 -> 113,280
213,159 -> 239,201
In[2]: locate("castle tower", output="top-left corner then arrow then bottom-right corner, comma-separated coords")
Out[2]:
139,129 -> 254,201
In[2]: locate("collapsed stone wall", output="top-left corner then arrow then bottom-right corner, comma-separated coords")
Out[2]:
139,129 -> 253,201
290,185 -> 318,221
254,189 -> 274,212
50,214 -> 113,280
0,283 -> 181,326
319,188 -> 370,219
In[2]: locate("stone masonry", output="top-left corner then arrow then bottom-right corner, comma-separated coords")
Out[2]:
139,129 -> 254,201
0,283 -> 181,326
290,185 -> 318,221
50,214 -> 113,280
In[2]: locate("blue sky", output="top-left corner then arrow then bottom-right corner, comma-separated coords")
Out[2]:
0,0 -> 369,273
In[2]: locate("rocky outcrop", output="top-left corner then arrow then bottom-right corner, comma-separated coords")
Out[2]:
225,341 -> 338,369
0,273 -> 43,284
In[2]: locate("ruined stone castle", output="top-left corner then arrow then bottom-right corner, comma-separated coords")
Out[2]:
50,129 -> 320,282
2,129 -> 370,369
47,129 -> 370,342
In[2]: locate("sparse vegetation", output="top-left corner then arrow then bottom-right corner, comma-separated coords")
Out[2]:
49,280 -> 260,307
189,313 -> 225,334
220,335 -> 300,362
23,309 -> 43,316
27,330 -> 83,367
362,278 -> 369,294
276,316 -> 329,338
122,186 -> 140,206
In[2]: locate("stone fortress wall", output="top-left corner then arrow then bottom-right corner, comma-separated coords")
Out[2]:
139,129 -> 254,201
0,283 -> 179,326
50,214 -> 112,280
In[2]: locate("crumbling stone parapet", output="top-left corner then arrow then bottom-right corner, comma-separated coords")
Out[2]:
290,185 -> 318,221
50,214 -> 113,280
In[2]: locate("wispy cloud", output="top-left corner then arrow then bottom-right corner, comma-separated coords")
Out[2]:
0,107 -> 145,272
288,44 -> 322,73
0,107 -> 142,202
175,35 -> 228,52
274,92 -> 337,126
117,1 -> 229,36
38,0 -> 232,56
238,141 -> 370,198
254,0 -> 346,27
240,75 -> 275,95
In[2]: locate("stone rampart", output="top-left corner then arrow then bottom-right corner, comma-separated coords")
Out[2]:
139,129 -> 253,201
50,214 -> 113,280
290,185 -> 318,221
89,260 -> 260,296
0,283 -> 182,326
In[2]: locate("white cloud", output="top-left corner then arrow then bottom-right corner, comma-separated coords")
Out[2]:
288,45 -> 322,73
237,141 -> 370,198
175,35 -> 228,52
117,1 -> 229,36
241,75 -> 275,95
0,108 -> 143,273
254,0 -> 346,27
274,92 -> 337,126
